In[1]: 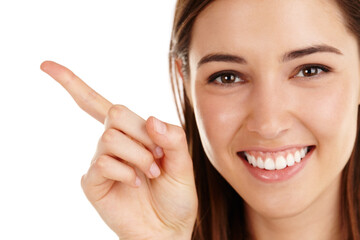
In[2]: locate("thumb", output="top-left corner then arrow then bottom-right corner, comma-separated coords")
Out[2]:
146,116 -> 194,181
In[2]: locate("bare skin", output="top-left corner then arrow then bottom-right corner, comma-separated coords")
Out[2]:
40,61 -> 197,240
41,0 -> 360,239
187,0 -> 360,239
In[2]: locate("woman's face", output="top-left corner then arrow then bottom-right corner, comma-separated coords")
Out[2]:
188,0 -> 360,218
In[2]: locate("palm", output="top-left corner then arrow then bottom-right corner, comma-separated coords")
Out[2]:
94,163 -> 197,238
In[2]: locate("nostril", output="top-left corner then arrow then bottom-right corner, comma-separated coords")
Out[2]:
245,110 -> 292,140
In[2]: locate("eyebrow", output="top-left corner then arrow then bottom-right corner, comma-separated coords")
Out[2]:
197,54 -> 247,68
197,44 -> 343,69
282,44 -> 343,62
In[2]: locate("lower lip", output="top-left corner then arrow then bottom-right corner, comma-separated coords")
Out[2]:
239,147 -> 314,183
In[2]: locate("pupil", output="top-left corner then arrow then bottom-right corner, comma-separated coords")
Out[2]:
304,67 -> 317,76
221,74 -> 235,83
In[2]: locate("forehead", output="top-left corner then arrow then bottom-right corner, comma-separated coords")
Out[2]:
189,0 -> 349,60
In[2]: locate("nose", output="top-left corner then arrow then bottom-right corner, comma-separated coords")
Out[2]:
245,80 -> 292,139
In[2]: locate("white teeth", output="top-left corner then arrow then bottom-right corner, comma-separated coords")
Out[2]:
244,147 -> 310,170
286,153 -> 295,166
245,152 -> 250,160
250,155 -> 257,167
264,158 -> 275,170
275,156 -> 287,170
300,148 -> 305,158
294,151 -> 301,163
246,152 -> 257,167
257,157 -> 264,169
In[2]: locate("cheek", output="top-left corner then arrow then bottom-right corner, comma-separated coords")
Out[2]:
293,80 -> 358,175
304,83 -> 357,147
193,80 -> 359,169
193,89 -> 245,170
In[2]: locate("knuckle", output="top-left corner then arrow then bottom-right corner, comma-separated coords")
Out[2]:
124,168 -> 137,183
108,104 -> 128,121
82,89 -> 99,104
141,151 -> 154,166
173,126 -> 187,143
100,128 -> 118,144
80,174 -> 86,189
93,155 -> 109,172
81,173 -> 92,195
62,71 -> 76,87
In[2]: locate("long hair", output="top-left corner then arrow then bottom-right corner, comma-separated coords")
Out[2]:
338,2 -> 360,238
169,0 -> 360,239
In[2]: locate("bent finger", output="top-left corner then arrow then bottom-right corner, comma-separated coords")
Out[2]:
40,60 -> 112,123
105,105 -> 164,158
98,128 -> 160,179
146,116 -> 193,182
82,155 -> 141,199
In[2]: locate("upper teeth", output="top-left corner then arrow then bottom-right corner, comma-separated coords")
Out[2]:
244,147 -> 309,170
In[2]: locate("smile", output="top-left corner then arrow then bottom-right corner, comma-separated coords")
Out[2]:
242,146 -> 312,170
237,146 -> 315,182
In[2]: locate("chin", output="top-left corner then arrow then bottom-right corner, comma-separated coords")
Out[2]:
245,197 -> 311,220
229,173 -> 315,220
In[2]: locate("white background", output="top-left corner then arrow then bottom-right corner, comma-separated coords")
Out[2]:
0,0 -> 178,239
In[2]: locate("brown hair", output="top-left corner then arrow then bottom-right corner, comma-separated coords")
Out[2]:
169,0 -> 360,239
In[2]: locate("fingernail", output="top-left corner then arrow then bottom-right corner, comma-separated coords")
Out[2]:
153,117 -> 166,134
149,162 -> 161,178
135,177 -> 141,187
154,146 -> 164,158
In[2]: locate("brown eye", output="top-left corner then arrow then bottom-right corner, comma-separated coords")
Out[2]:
221,73 -> 236,83
303,66 -> 319,77
209,71 -> 244,85
294,65 -> 330,78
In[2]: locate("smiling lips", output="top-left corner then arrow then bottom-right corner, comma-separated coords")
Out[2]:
237,146 -> 314,182
240,146 -> 311,170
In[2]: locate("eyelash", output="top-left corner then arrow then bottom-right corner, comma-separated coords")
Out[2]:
292,64 -> 331,78
207,64 -> 332,86
207,70 -> 245,86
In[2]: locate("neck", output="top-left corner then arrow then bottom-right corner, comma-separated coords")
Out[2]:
245,175 -> 342,240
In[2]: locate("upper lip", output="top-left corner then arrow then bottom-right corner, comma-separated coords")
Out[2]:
237,145 -> 313,153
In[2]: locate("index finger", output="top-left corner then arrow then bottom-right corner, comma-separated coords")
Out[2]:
40,60 -> 112,124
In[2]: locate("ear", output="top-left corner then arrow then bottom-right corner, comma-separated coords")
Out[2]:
175,58 -> 193,107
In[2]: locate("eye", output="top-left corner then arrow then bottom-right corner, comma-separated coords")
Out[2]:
293,65 -> 330,78
208,71 -> 244,85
